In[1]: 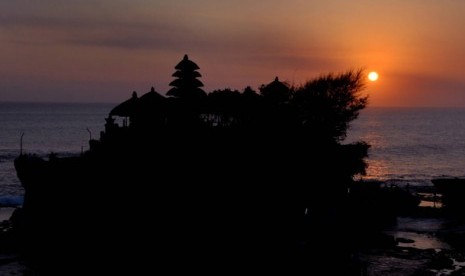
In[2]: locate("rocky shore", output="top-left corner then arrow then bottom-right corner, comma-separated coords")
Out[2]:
2,194 -> 465,275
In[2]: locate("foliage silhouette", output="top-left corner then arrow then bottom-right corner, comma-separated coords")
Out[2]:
292,70 -> 368,142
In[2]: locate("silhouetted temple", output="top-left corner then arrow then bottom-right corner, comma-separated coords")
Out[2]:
95,58 -> 298,147
260,76 -> 291,103
14,55 -> 375,275
167,54 -> 206,99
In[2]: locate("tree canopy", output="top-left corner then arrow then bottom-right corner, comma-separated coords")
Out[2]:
292,69 -> 368,142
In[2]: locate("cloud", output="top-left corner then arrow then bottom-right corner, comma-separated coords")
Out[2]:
0,1 -> 195,49
0,1 -> 324,55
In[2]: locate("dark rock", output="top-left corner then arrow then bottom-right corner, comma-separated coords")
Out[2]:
429,253 -> 454,270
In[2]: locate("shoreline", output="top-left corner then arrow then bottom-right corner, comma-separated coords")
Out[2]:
0,163 -> 459,275
0,206 -> 462,275
0,187 -> 461,276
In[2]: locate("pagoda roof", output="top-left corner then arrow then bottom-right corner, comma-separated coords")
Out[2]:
110,91 -> 138,117
169,78 -> 204,88
139,87 -> 165,102
167,87 -> 206,98
174,54 -> 200,71
266,77 -> 289,91
172,70 -> 202,78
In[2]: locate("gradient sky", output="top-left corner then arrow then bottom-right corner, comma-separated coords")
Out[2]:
1,0 -> 465,106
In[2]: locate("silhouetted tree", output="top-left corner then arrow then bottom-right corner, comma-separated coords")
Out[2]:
238,86 -> 261,126
292,69 -> 367,142
207,88 -> 242,127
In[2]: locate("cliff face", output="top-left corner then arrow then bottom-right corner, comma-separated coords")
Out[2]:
14,125 -> 368,274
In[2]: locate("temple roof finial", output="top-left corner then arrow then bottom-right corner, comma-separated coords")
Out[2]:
183,54 -> 188,60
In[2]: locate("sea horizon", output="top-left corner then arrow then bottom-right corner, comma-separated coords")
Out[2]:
1,102 -> 465,200
3,100 -> 465,109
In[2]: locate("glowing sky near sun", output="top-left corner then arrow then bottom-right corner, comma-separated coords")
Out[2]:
1,0 -> 465,106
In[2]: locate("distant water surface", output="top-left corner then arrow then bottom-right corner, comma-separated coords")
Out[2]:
0,102 -> 112,198
347,107 -> 465,185
1,104 -> 465,201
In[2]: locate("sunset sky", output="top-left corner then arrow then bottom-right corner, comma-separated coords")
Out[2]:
1,0 -> 465,106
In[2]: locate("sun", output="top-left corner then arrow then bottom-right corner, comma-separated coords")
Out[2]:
368,71 -> 379,82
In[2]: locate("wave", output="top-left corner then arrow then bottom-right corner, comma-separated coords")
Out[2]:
0,150 -> 81,161
0,195 -> 23,207
0,150 -> 22,162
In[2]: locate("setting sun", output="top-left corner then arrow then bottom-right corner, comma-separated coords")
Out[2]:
368,71 -> 379,82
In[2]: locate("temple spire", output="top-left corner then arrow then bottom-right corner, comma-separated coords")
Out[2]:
167,55 -> 206,99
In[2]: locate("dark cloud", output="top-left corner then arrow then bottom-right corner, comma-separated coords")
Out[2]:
0,73 -> 142,103
0,1 -> 306,54
0,1 -> 196,50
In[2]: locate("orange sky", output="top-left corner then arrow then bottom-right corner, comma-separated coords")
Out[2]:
1,1 -> 465,106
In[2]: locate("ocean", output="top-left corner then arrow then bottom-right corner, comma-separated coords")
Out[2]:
347,107 -> 465,185
0,102 -> 113,204
1,103 -> 465,205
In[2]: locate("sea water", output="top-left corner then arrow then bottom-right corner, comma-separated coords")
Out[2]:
347,107 -> 465,186
1,104 -> 465,203
0,102 -> 112,203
